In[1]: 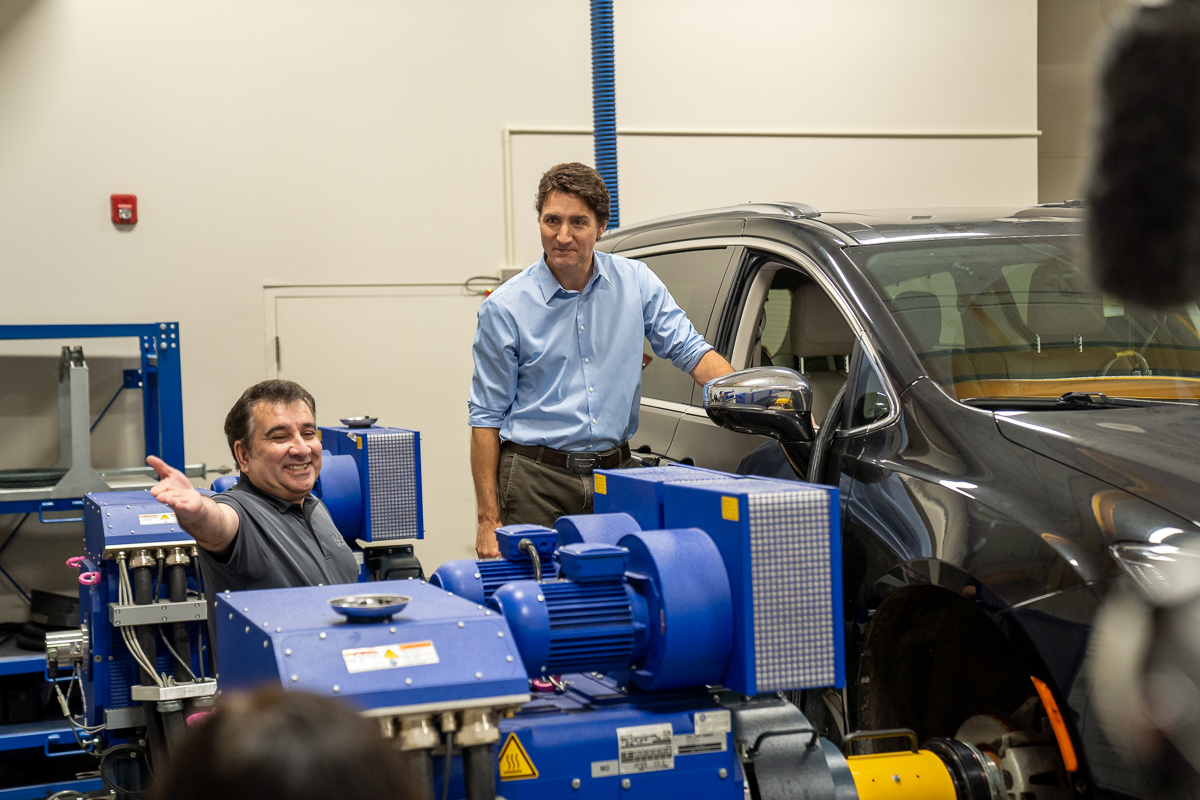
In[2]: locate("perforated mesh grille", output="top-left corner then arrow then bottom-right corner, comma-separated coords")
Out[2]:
748,490 -> 836,691
366,431 -> 420,541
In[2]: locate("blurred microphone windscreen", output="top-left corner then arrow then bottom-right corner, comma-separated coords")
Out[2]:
1086,0 -> 1200,307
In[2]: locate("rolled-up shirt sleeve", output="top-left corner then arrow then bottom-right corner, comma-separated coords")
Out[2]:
638,263 -> 712,373
468,298 -> 520,429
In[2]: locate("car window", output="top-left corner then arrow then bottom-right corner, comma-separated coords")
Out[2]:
637,248 -> 732,404
851,239 -> 1200,402
849,349 -> 892,428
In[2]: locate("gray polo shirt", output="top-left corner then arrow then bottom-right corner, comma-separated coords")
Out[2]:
199,476 -> 360,593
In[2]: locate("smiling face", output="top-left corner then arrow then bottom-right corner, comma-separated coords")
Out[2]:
539,190 -> 606,275
234,400 -> 322,504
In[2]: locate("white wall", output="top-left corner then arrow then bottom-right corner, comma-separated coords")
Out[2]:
0,0 -> 1037,616
1037,0 -> 1112,203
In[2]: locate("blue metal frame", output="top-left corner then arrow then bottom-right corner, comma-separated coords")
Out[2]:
0,323 -> 186,515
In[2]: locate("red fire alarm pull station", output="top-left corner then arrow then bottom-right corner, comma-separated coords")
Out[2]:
111,194 -> 137,225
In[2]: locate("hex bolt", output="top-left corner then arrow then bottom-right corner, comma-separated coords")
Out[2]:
285,649 -> 292,656
320,632 -> 326,639
263,640 -> 268,648
405,678 -> 412,685
244,627 -> 250,634
474,573 -> 481,580
571,778 -> 581,790
892,775 -> 900,783
719,768 -> 728,779
506,656 -> 513,662
276,627 -> 282,632
537,595 -> 544,602
333,685 -> 340,693
290,675 -> 298,682
476,672 -> 483,679
621,778 -> 631,790
458,622 -> 465,628
497,631 -> 504,638
390,627 -> 396,633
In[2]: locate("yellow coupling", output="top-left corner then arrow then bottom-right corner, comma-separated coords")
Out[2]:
848,749 -> 957,800
844,730 -> 961,800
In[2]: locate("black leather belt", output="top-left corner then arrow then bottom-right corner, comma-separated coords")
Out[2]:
503,441 -> 631,474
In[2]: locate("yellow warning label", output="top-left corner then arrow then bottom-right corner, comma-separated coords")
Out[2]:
356,436 -> 363,449
721,496 -> 739,522
594,473 -> 607,495
498,732 -> 539,781
384,649 -> 398,659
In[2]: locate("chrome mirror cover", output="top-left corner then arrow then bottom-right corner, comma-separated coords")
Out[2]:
703,367 -> 815,443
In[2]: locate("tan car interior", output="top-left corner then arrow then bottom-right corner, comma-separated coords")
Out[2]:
750,273 -> 857,423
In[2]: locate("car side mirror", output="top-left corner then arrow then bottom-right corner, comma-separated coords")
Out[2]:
703,367 -> 815,443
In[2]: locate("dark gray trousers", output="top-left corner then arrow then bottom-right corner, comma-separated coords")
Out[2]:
497,449 -> 640,528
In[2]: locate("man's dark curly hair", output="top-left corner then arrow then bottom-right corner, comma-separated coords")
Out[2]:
224,380 -> 316,462
535,162 -> 611,230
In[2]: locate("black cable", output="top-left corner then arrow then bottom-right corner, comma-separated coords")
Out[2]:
157,626 -> 197,681
152,556 -> 164,603
441,731 -> 455,800
99,743 -> 151,798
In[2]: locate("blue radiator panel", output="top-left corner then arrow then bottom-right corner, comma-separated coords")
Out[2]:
662,479 -> 844,694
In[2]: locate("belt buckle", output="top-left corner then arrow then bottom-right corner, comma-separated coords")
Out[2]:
565,452 -> 600,474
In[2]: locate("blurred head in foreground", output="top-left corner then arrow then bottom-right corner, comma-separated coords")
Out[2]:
152,689 -> 410,800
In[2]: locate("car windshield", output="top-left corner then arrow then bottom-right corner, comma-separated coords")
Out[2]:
852,237 -> 1200,402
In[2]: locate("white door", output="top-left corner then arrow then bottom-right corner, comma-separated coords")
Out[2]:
270,284 -> 484,572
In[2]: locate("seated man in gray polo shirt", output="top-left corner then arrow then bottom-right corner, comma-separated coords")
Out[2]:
147,380 -> 359,592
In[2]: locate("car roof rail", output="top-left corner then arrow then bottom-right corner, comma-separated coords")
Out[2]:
608,202 -> 820,237
1037,199 -> 1086,208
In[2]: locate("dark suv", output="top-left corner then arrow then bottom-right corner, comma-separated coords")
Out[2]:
599,203 -> 1200,800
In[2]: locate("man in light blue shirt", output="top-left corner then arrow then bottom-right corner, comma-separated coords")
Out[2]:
469,163 -> 733,557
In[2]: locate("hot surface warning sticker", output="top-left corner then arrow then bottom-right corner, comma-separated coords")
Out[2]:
498,733 -> 538,781
341,641 -> 439,673
617,722 -> 674,774
138,512 -> 177,526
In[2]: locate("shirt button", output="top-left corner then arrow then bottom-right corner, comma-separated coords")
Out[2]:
579,325 -> 584,330
584,358 -> 590,363
589,387 -> 594,392
592,418 -> 597,423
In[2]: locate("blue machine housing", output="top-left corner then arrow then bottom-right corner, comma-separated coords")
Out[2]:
315,423 -> 423,544
215,579 -> 528,709
593,464 -> 737,530
79,491 -> 208,727
663,478 -> 845,694
491,674 -> 743,799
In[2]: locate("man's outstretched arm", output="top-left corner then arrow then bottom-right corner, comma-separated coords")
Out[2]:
470,427 -> 503,559
147,456 -> 239,554
689,349 -> 735,385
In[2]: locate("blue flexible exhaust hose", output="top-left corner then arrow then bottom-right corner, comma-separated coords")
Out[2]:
591,0 -> 619,228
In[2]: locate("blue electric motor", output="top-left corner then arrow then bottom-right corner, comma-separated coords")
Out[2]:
430,514 -> 643,603
490,529 -> 734,691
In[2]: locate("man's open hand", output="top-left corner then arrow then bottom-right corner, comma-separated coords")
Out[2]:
147,456 -> 205,519
146,456 -> 239,553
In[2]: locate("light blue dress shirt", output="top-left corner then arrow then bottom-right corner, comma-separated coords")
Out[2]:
468,250 -> 712,452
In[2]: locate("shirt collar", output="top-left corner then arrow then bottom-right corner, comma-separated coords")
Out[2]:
533,251 -> 611,304
236,474 -> 312,513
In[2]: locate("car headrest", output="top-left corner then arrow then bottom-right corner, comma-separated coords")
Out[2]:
888,291 -> 943,351
1026,261 -> 1108,340
790,283 -> 856,357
